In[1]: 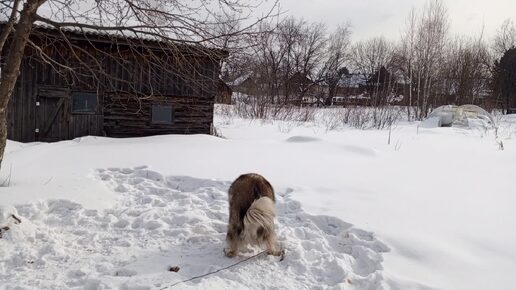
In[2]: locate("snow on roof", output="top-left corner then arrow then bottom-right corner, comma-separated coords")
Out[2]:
337,74 -> 368,88
227,73 -> 252,86
387,94 -> 404,103
0,1 -> 228,57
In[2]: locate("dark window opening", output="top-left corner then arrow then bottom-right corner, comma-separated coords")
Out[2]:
72,92 -> 97,113
152,105 -> 173,124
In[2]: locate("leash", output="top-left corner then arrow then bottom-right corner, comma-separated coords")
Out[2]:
159,250 -> 269,289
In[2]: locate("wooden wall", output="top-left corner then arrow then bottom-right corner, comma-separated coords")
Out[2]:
5,27 -> 221,142
7,54 -> 105,142
103,92 -> 213,137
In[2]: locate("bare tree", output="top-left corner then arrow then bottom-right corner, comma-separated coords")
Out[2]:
350,37 -> 394,105
278,17 -> 303,102
242,17 -> 328,106
493,19 -> 516,58
417,0 -> 448,118
248,21 -> 286,103
396,0 -> 448,119
442,35 -> 492,105
351,37 -> 392,78
320,24 -> 351,105
234,18 -> 351,109
289,20 -> 327,102
211,12 -> 246,81
397,7 -> 418,120
0,0 -> 278,170
292,21 -> 327,80
0,0 -> 44,169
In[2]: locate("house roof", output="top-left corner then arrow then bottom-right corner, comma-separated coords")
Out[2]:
228,73 -> 252,86
337,74 -> 368,88
289,72 -> 313,84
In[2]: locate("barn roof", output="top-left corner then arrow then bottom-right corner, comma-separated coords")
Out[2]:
0,21 -> 229,60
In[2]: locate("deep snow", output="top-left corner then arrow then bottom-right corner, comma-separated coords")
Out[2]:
1,108 -> 515,289
0,167 -> 387,289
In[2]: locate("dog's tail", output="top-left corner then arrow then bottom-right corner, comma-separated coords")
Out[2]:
243,196 -> 276,242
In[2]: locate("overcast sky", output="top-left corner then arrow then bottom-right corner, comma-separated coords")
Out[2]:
273,0 -> 515,41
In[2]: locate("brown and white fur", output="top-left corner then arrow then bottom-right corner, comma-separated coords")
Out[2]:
224,173 -> 281,257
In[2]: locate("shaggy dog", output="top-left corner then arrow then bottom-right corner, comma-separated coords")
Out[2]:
224,173 -> 281,257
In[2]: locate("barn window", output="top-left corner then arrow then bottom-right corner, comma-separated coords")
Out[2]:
71,92 -> 97,113
152,104 -> 174,124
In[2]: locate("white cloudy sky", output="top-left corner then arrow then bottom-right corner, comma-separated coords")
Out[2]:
271,0 -> 515,41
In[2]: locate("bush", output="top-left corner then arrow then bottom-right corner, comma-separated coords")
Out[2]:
217,97 -> 403,131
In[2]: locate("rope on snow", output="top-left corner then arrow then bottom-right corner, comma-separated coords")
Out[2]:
160,250 -> 283,289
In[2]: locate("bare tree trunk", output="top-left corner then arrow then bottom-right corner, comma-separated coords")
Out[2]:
0,0 -> 45,172
422,70 -> 429,118
416,69 -> 422,119
0,0 -> 21,54
408,62 -> 413,121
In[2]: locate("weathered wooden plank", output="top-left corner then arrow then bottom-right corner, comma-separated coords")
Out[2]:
6,27 -> 220,142
28,59 -> 37,141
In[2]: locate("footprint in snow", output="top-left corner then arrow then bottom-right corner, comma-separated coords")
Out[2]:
0,166 -> 389,290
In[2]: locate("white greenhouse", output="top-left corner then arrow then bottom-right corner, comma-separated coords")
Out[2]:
421,105 -> 495,129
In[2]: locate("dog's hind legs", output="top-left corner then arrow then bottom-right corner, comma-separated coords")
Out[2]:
265,231 -> 282,256
224,225 -> 240,257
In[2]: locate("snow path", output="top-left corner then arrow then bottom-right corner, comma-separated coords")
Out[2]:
1,167 -> 388,289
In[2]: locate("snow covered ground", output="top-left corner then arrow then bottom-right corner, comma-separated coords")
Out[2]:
1,108 -> 515,289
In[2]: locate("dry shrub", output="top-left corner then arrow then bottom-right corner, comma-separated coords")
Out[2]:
218,97 -> 402,131
317,106 -> 402,130
232,95 -> 316,122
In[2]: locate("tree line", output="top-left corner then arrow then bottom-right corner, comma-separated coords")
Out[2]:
221,0 -> 516,120
0,0 -> 515,172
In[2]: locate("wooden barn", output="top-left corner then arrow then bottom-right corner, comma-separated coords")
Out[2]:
2,24 -> 227,142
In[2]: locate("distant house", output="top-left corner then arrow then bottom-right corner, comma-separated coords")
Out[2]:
301,96 -> 325,107
287,72 -> 314,93
228,73 -> 254,93
331,74 -> 369,106
285,72 -> 323,105
3,24 -> 227,142
215,79 -> 233,104
331,68 -> 405,106
338,73 -> 367,90
228,72 -> 271,101
332,94 -> 371,106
